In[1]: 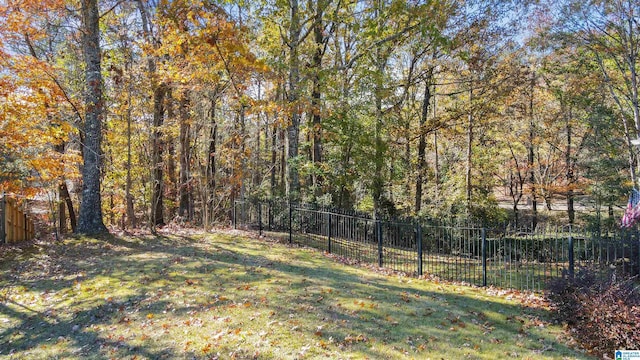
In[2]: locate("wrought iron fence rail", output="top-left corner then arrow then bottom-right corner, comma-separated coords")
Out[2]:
233,200 -> 640,291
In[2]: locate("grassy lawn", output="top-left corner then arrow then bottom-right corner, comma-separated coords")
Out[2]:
0,229 -> 592,359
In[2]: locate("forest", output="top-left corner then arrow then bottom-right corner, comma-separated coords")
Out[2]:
0,0 -> 638,233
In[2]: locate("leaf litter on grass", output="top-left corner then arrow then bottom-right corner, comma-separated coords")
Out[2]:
0,229 -> 593,359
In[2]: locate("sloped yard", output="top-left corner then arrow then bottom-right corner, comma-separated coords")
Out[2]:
0,230 -> 592,359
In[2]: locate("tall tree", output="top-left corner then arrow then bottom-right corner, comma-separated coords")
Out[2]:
557,0 -> 640,184
287,0 -> 302,201
77,0 -> 107,234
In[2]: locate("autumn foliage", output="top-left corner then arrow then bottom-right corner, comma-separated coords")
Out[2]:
546,268 -> 640,357
0,0 -> 636,231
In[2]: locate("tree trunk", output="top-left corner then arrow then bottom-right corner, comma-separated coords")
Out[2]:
279,128 -> 286,193
270,120 -> 277,196
179,93 -> 192,220
58,182 -> 67,234
254,84 -> 262,190
566,107 -> 575,224
60,181 -> 76,232
77,0 -> 107,234
372,2 -> 387,215
465,86 -> 473,214
166,91 -> 178,219
528,72 -> 537,229
434,131 -> 440,203
415,76 -> 431,213
206,96 -> 218,224
54,142 -> 77,233
239,106 -> 247,200
136,0 -> 165,228
311,1 -> 325,194
433,89 -> 439,204
287,0 -> 301,202
126,82 -> 135,228
151,84 -> 167,227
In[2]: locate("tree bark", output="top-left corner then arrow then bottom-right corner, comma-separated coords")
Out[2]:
310,0 -> 326,194
126,81 -> 135,228
372,2 -> 386,215
415,76 -> 431,213
60,181 -> 76,233
433,87 -> 440,204
465,86 -> 473,214
136,0 -> 166,228
287,0 -> 301,201
77,0 -> 107,234
270,119 -> 277,196
434,131 -> 440,203
279,128 -> 286,193
206,96 -> 218,224
166,92 -> 177,219
528,73 -> 537,229
566,107 -> 575,224
151,84 -> 167,227
179,93 -> 192,220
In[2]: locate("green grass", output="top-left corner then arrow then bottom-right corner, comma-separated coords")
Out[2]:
0,230 -> 592,359
266,231 -> 569,292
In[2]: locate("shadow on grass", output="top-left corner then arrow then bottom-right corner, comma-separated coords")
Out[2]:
0,230 -> 591,359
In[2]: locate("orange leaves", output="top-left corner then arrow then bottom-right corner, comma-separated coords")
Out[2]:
0,35 -> 78,193
201,342 -> 213,354
343,334 -> 368,344
0,0 -> 67,44
353,299 -> 377,309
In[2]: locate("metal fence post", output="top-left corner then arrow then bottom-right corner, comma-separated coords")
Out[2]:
482,227 -> 487,287
327,212 -> 332,254
377,219 -> 383,267
289,202 -> 293,245
417,223 -> 423,276
568,224 -> 574,278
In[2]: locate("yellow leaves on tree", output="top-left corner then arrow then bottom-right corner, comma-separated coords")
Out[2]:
0,57 -> 79,193
152,0 -> 267,92
0,0 -> 81,194
0,0 -> 67,44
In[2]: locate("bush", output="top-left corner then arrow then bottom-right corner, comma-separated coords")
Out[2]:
546,268 -> 640,357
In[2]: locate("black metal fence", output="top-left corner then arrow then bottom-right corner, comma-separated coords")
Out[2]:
233,200 -> 640,291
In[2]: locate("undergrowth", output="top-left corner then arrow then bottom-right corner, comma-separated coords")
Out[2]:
546,268 -> 640,358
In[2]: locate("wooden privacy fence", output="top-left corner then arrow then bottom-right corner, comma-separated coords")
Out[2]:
0,196 -> 35,244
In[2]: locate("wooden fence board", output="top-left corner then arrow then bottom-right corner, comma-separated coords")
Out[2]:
0,197 -> 35,244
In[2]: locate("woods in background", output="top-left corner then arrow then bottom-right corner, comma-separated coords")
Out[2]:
0,0 -> 637,232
